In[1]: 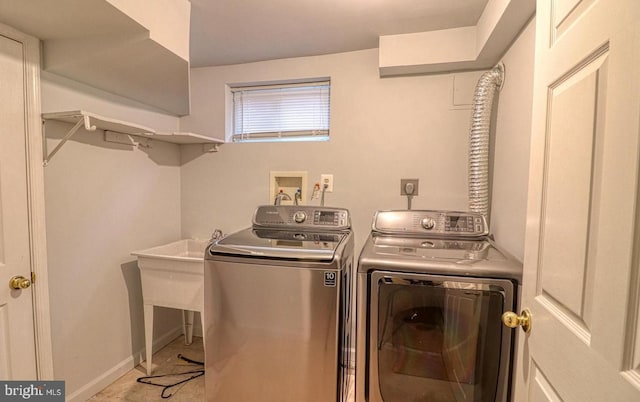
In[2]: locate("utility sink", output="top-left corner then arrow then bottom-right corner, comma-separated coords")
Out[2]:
132,238 -> 208,263
131,239 -> 207,309
131,238 -> 208,375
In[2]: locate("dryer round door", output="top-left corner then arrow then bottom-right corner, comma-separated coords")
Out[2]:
367,271 -> 515,402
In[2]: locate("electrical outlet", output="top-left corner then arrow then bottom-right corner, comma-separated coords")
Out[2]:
401,179 -> 419,195
321,174 -> 334,192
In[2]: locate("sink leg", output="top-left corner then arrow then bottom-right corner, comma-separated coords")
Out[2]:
144,304 -> 154,376
200,311 -> 206,351
183,310 -> 194,345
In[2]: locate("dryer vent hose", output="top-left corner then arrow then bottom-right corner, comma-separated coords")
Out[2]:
468,63 -> 504,219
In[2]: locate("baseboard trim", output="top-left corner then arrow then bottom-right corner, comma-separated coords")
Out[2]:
66,326 -> 183,402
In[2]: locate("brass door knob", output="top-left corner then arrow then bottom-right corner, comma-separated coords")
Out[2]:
502,309 -> 532,333
9,275 -> 31,290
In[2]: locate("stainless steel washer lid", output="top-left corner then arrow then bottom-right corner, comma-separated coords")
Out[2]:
358,234 -> 522,282
208,227 -> 347,261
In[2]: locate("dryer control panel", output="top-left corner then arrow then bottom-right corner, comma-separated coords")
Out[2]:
373,210 -> 488,238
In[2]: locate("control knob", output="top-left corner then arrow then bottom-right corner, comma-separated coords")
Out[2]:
421,217 -> 435,230
293,211 -> 307,223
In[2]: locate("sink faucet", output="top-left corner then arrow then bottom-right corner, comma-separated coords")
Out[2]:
210,229 -> 223,242
274,190 -> 292,205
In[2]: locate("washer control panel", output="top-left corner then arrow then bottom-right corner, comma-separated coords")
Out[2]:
373,210 -> 488,238
293,211 -> 307,223
253,205 -> 350,230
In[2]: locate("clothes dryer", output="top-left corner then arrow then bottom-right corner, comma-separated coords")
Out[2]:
356,210 -> 522,402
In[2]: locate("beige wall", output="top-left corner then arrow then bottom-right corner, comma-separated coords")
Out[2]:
180,49 -> 483,251
491,17 -> 536,261
41,73 -> 183,400
38,19 -> 535,397
179,43 -> 535,258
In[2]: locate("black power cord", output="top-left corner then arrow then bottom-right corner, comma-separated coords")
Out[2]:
136,354 -> 204,399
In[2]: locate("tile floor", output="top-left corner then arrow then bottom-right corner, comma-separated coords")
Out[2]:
89,335 -> 355,401
89,336 -> 205,401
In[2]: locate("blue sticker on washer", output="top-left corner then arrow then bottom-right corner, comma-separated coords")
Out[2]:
324,271 -> 336,287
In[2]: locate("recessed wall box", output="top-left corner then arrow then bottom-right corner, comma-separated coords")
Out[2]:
270,171 -> 308,205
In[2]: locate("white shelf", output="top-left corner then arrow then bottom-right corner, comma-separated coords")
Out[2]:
42,110 -> 156,135
42,110 -> 224,165
151,132 -> 224,145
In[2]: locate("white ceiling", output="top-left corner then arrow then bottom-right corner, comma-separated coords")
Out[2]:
189,0 -> 490,67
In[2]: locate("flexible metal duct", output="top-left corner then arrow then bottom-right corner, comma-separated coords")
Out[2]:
468,63 -> 504,219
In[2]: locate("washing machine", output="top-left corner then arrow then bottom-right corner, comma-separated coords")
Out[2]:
205,205 -> 354,402
355,210 -> 522,402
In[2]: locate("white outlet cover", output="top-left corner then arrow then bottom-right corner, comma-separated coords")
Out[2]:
321,174 -> 334,192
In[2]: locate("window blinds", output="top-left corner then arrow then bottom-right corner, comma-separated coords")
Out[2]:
231,81 -> 330,142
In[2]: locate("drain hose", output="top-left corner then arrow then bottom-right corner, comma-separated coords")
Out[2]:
468,64 -> 504,219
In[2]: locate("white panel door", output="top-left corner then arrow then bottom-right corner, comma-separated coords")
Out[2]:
516,0 -> 640,400
0,33 -> 38,379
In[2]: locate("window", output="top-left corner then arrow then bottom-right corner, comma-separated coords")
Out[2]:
231,80 -> 330,143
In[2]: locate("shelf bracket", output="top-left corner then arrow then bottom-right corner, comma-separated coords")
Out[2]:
203,143 -> 220,153
136,137 -> 152,149
43,115 -> 97,166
